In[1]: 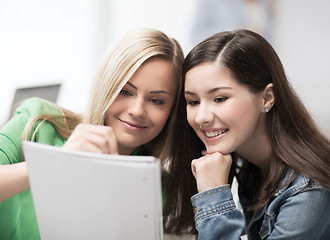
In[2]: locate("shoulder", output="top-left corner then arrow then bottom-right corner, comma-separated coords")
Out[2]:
276,173 -> 327,199
0,98 -> 66,164
1,97 -> 59,137
264,175 -> 330,238
14,98 -> 67,144
15,97 -> 62,117
268,173 -> 330,215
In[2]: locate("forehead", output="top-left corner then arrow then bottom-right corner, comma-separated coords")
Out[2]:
129,57 -> 177,92
185,62 -> 237,90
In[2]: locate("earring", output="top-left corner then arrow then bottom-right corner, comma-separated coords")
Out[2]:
264,107 -> 269,113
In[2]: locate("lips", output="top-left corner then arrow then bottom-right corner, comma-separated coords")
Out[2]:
204,129 -> 228,138
119,118 -> 148,130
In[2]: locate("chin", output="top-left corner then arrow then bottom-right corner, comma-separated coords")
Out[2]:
206,145 -> 230,155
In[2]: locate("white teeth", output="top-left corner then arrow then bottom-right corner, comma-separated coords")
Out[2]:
204,129 -> 227,137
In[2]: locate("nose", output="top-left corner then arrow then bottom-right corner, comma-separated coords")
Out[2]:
195,102 -> 214,127
128,97 -> 146,118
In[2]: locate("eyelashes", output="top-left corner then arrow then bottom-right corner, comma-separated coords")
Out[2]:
120,89 -> 132,96
214,97 -> 228,103
186,97 -> 228,106
150,99 -> 164,105
120,89 -> 164,105
186,100 -> 199,106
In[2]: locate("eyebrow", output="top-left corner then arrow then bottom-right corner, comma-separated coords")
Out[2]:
127,81 -> 137,89
126,81 -> 171,95
184,86 -> 232,96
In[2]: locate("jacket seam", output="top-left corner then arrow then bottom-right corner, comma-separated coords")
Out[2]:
192,185 -> 230,202
195,200 -> 236,222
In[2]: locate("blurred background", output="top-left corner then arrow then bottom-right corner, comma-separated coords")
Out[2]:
1,0 -> 329,138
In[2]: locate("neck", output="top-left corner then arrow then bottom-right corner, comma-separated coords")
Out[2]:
236,123 -> 272,175
239,146 -> 272,175
118,145 -> 136,155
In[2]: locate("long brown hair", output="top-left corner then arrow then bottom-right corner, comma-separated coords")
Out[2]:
164,29 -> 330,234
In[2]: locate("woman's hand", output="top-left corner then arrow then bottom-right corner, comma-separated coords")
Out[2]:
63,123 -> 118,154
191,152 -> 232,193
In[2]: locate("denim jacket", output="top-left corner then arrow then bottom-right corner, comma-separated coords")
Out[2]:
191,173 -> 330,240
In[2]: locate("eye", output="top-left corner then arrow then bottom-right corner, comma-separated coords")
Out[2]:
214,97 -> 227,103
150,98 -> 164,105
120,89 -> 133,96
186,100 -> 200,106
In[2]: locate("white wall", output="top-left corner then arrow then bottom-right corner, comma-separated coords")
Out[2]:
274,0 -> 330,137
0,0 -> 109,125
108,0 -> 194,53
0,0 -> 194,126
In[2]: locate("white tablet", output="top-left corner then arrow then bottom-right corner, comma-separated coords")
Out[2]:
23,141 -> 163,240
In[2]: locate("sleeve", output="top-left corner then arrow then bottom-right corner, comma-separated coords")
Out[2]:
0,97 -> 61,165
0,101 -> 35,164
265,185 -> 330,240
191,184 -> 245,240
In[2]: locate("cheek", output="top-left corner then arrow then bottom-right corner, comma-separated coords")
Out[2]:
186,107 -> 198,130
150,96 -> 177,128
103,111 -> 110,126
151,107 -> 172,129
225,101 -> 259,133
221,99 -> 248,121
104,108 -> 114,126
104,102 -> 122,125
222,108 -> 242,124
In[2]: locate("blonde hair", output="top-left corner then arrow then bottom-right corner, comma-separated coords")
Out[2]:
84,28 -> 184,161
85,28 -> 183,123
25,28 -> 184,162
23,100 -> 82,141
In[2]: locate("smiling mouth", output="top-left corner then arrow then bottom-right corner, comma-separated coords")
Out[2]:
204,129 -> 228,138
119,118 -> 148,129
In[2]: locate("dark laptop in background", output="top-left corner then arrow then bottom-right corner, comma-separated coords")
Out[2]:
8,83 -> 61,120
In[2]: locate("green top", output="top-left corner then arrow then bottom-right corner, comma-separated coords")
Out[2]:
0,98 -> 67,240
0,98 -> 154,240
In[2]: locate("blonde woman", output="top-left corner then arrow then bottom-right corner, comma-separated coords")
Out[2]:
0,28 -> 184,240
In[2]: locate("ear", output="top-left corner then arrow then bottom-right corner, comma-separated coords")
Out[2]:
262,83 -> 275,112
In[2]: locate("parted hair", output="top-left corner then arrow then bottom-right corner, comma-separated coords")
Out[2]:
164,29 -> 330,234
